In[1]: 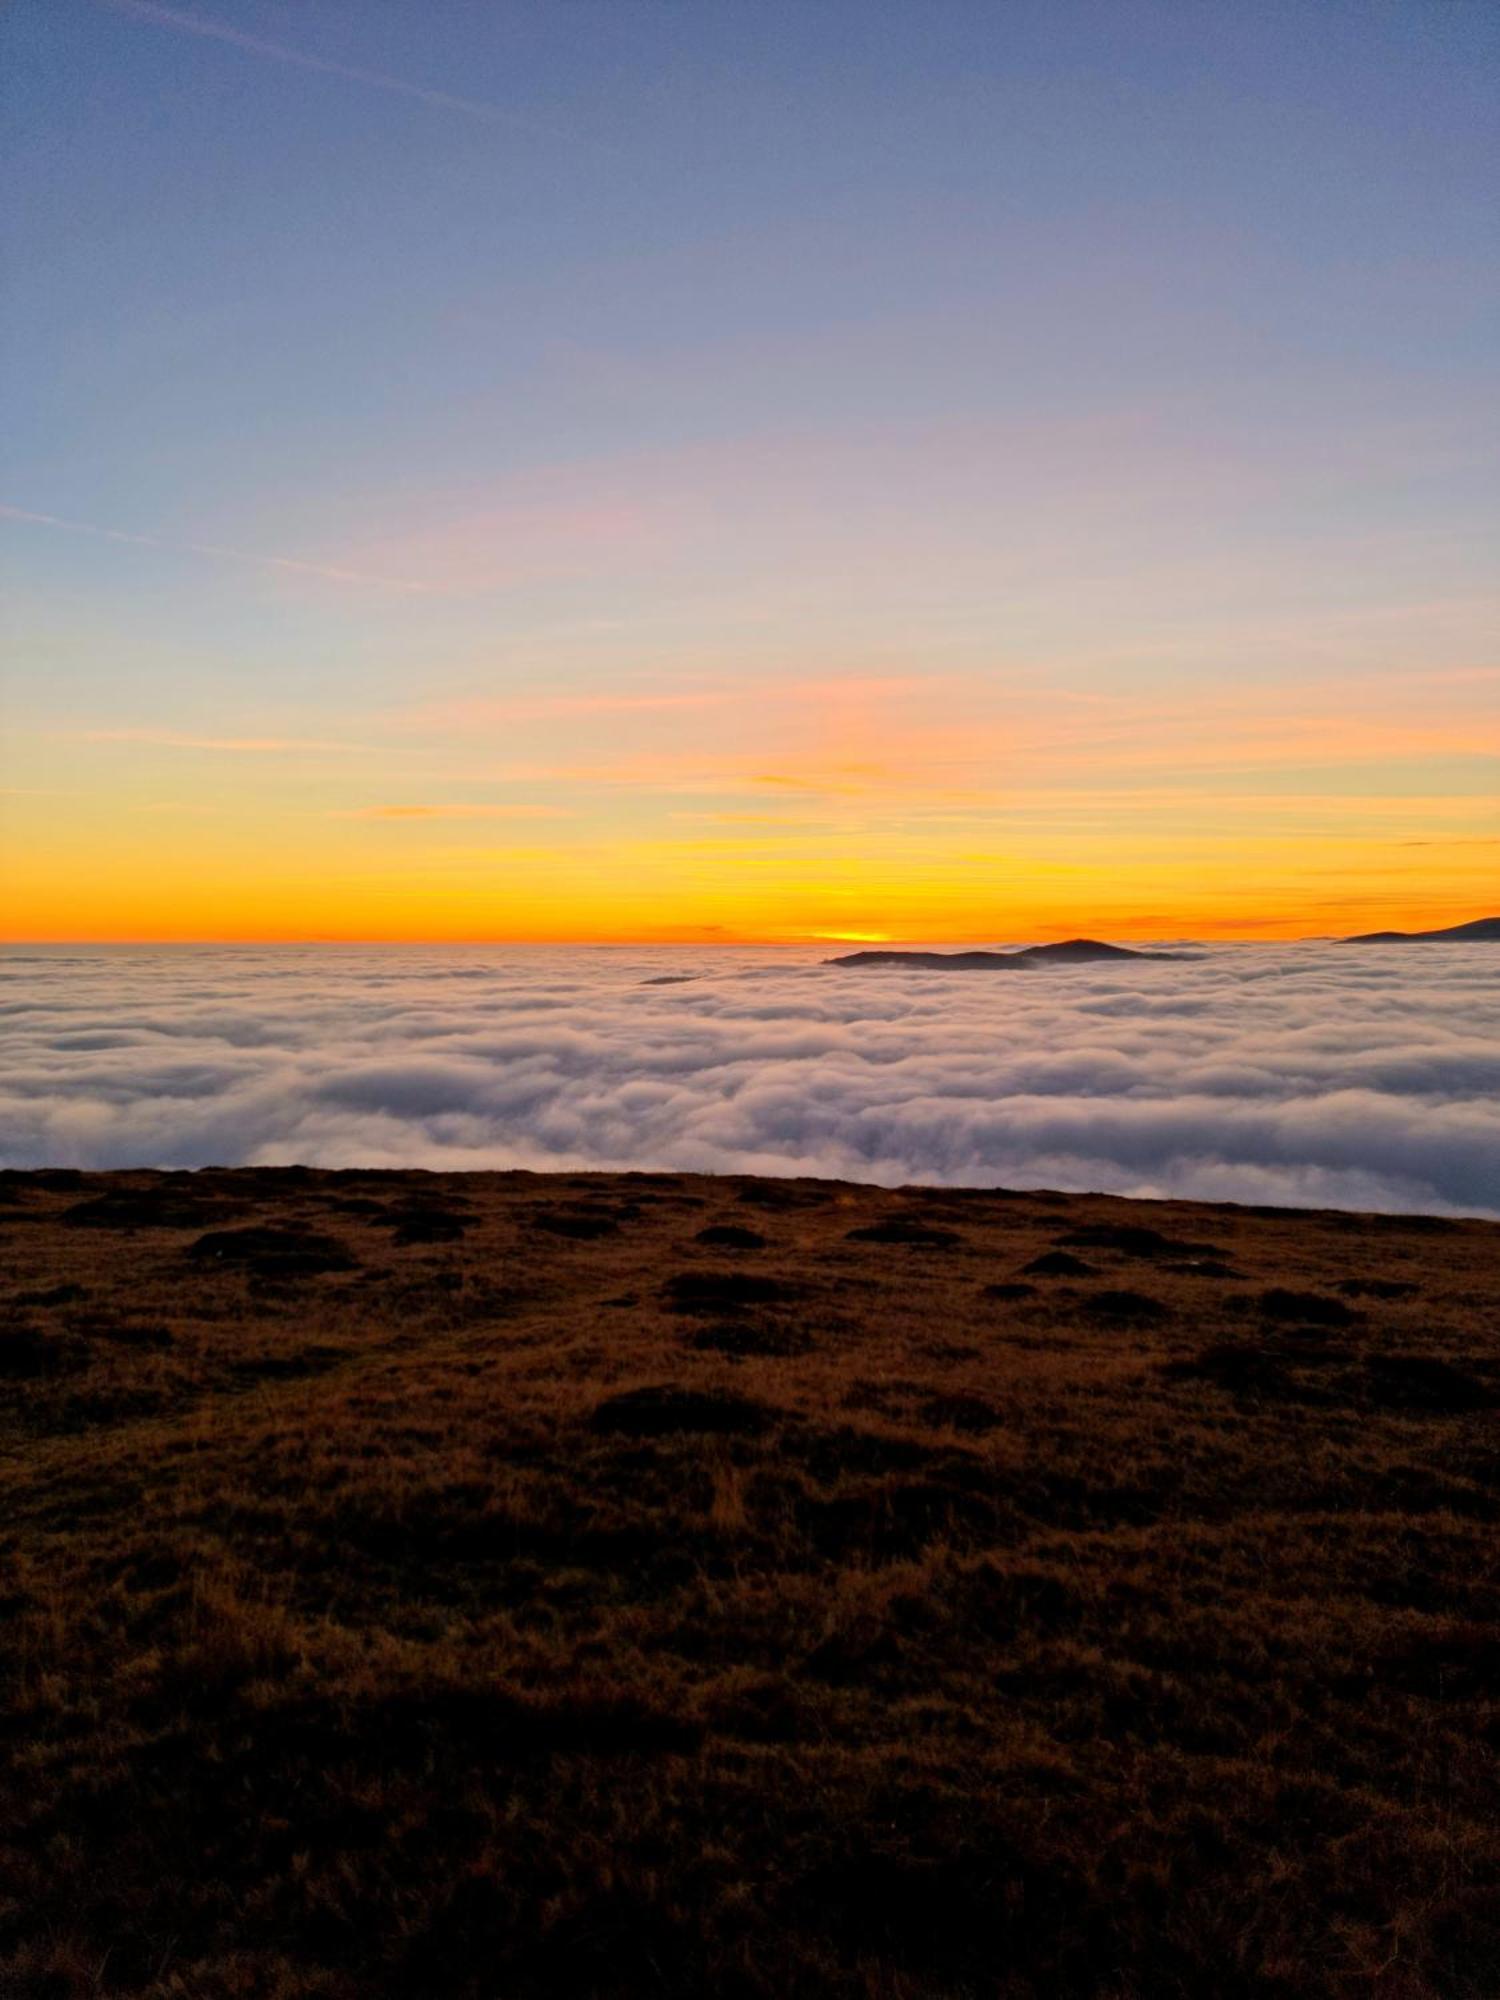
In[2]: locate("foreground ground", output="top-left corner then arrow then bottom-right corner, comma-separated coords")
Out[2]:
2,1168 -> 1497,1999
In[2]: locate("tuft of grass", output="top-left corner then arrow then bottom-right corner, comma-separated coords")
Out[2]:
1,1165 -> 1497,1997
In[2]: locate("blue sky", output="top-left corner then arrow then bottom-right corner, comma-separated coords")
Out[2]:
3,0 -> 1497,939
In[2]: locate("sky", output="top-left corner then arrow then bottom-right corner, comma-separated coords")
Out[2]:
3,0 -> 1497,943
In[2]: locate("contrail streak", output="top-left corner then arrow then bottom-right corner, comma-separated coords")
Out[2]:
0,504 -> 435,594
97,0 -> 593,144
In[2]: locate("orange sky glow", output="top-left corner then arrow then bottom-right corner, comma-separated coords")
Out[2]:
7,657 -> 1496,942
5,3 -> 1496,945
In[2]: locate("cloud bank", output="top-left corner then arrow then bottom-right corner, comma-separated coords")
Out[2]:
3,944 -> 1499,1216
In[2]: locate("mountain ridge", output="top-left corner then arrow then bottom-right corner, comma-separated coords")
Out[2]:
828,937 -> 1198,969
1343,916 -> 1500,943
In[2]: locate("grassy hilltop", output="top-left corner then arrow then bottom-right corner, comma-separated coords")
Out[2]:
3,1167 -> 1498,1998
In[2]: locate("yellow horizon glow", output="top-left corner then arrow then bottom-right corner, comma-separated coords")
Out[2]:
5,837 -> 1494,947
8,5 -> 1497,959
5,660 -> 1496,946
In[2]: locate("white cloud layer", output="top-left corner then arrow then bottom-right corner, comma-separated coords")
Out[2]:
3,943 -> 1499,1216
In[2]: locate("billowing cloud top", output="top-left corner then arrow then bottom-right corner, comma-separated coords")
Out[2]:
3,944 -> 1498,1217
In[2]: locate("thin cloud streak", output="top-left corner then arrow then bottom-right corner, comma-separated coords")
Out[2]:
391,676 -> 941,734
97,0 -> 614,150
331,804 -> 570,821
83,730 -> 370,754
1,505 -> 437,594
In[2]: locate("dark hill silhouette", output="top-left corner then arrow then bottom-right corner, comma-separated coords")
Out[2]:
1024,938 -> 1197,963
1344,916 -> 1500,943
829,938 -> 1196,968
831,950 -> 1034,970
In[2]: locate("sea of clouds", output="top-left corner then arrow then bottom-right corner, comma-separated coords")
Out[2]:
3,943 -> 1499,1216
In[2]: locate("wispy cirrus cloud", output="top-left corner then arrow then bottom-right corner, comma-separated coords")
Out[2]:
2,504 -> 436,594
386,667 -> 1499,809
82,729 -> 370,754
392,674 -> 944,733
396,689 -> 738,731
331,804 -> 570,821
96,0 -> 589,144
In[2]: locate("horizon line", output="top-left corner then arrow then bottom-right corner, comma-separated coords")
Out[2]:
6,921 -> 1487,949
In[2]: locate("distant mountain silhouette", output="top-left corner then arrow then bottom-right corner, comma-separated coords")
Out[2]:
1344,916 -> 1500,943
828,938 -> 1197,969
1022,939 -> 1197,963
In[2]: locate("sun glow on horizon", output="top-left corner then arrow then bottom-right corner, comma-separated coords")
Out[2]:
6,655 -> 1496,943
808,931 -> 895,944
3,2 -> 1496,947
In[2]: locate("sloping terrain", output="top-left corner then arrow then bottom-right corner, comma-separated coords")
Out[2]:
1344,917 -> 1500,942
827,939 -> 1194,967
2,1168 -> 1498,1999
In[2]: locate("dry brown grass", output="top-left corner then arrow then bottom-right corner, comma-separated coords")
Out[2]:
2,1166 -> 1497,1998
